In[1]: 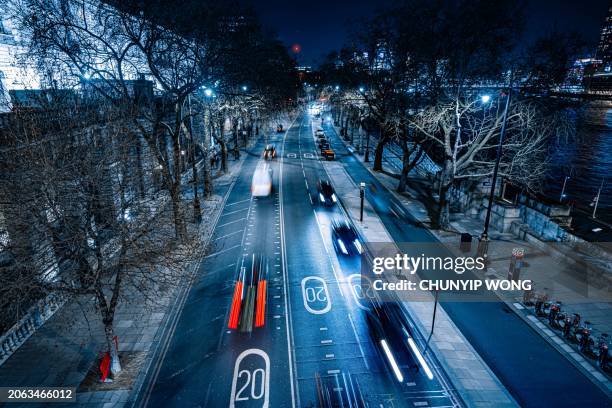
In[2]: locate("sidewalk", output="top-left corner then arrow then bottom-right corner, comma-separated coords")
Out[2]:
330,122 -> 612,397
317,126 -> 519,408
0,155 -> 247,408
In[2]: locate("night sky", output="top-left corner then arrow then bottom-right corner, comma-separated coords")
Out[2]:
251,0 -> 611,66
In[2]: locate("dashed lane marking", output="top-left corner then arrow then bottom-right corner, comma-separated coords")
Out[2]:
217,217 -> 248,228
220,207 -> 249,217
213,230 -> 244,241
225,198 -> 250,206
204,244 -> 242,258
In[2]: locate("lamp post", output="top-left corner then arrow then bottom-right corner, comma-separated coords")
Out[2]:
560,175 -> 570,202
478,90 -> 511,262
359,182 -> 366,222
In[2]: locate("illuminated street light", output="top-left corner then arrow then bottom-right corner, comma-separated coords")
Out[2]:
481,94 -> 491,103
241,85 -> 248,91
359,86 -> 365,93
204,88 -> 213,97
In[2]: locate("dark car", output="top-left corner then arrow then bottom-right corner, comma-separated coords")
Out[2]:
318,140 -> 330,150
365,300 -> 435,383
263,144 -> 276,160
331,219 -> 363,256
317,180 -> 337,206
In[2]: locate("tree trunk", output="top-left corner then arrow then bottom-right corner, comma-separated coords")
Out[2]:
135,136 -> 146,199
191,146 -> 201,222
436,160 -> 453,230
372,134 -> 387,171
438,185 -> 451,230
397,144 -> 424,193
397,147 -> 411,193
363,129 -> 370,163
170,185 -> 186,241
104,322 -> 121,376
220,141 -> 228,173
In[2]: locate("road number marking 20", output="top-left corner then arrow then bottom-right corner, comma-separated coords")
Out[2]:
301,276 -> 331,314
230,349 -> 270,407
348,274 -> 374,310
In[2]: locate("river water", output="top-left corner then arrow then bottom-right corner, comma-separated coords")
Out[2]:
544,105 -> 612,224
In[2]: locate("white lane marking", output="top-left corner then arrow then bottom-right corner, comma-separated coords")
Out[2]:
213,230 -> 243,241
513,302 -> 525,310
348,313 -> 370,370
204,244 -> 242,258
279,114 -> 299,408
325,354 -> 335,359
389,207 -> 399,219
321,340 -> 333,344
320,327 -> 328,331
310,208 -> 345,298
229,349 -> 270,408
413,402 -> 428,407
328,369 -> 340,375
301,276 -> 332,314
226,198 -> 250,206
220,207 -> 250,217
217,217 -> 247,228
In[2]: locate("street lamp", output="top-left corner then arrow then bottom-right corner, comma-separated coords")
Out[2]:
204,88 -> 213,97
335,85 -> 340,91
359,182 -> 366,222
359,86 -> 365,93
560,176 -> 570,201
478,89 -> 511,263
480,94 -> 491,104
241,85 -> 248,92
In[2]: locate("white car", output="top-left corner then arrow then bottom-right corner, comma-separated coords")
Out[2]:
251,164 -> 273,197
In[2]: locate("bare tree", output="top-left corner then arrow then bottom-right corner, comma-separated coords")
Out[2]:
0,102 -> 198,376
410,94 -> 566,228
8,0 -> 225,241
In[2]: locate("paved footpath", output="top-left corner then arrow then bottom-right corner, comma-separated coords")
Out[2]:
0,156 -> 248,408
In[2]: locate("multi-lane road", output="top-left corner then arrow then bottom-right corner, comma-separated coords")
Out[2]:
135,113 -> 457,407
134,110 -> 612,408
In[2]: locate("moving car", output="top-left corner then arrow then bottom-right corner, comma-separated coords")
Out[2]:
263,144 -> 276,160
331,219 -> 362,256
315,129 -> 325,138
251,163 -> 273,197
317,180 -> 337,206
318,139 -> 330,149
365,300 -> 435,382
228,254 -> 269,332
321,149 -> 335,160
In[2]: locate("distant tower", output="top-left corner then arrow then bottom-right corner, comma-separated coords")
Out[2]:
597,3 -> 612,71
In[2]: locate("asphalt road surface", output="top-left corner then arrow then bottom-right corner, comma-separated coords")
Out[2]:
135,110 -> 612,408
136,114 -> 458,408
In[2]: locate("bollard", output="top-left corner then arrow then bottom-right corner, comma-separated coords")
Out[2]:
508,247 -> 524,281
